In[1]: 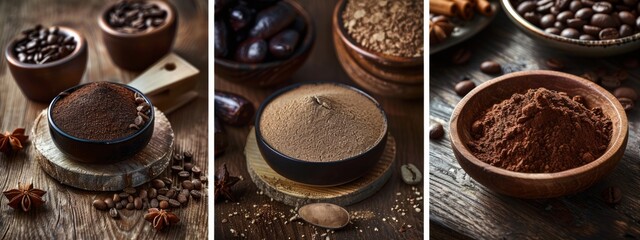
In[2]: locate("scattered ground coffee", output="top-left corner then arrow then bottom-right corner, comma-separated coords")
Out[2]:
343,0 -> 423,58
468,87 -> 612,173
260,84 -> 386,162
52,82 -> 141,141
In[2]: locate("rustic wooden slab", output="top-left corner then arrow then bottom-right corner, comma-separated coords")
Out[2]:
244,127 -> 396,207
33,107 -> 173,191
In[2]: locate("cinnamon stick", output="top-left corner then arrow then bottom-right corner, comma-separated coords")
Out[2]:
446,0 -> 474,21
430,0 -> 458,17
476,0 -> 494,16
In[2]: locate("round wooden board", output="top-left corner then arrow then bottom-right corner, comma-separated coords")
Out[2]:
33,107 -> 174,191
245,127 -> 396,207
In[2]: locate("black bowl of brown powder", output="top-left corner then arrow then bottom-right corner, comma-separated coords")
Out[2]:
255,83 -> 388,186
48,82 -> 154,163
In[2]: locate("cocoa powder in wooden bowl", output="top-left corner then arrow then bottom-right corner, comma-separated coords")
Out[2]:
449,70 -> 628,198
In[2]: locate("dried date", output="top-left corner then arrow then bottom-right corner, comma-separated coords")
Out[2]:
214,91 -> 255,126
214,18 -> 228,57
269,29 -> 300,59
249,2 -> 296,39
234,38 -> 267,63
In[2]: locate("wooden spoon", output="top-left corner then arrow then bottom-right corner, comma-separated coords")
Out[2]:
298,203 -> 350,229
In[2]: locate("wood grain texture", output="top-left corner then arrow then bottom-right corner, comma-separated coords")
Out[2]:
245,128 -> 396,207
0,0 -> 208,239
215,0 -> 424,239
430,12 -> 640,240
34,108 -> 173,191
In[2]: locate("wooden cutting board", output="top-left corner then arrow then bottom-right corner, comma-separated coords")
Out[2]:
32,107 -> 173,191
245,127 -> 396,207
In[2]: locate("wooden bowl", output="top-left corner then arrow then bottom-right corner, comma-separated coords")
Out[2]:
5,26 -> 88,103
501,0 -> 640,57
47,82 -> 155,164
449,70 -> 628,198
214,0 -> 315,87
332,0 -> 423,98
98,0 -> 177,71
254,83 -> 388,186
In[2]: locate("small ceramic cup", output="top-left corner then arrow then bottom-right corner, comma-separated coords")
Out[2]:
5,26 -> 88,103
98,0 -> 177,71
48,82 -> 155,164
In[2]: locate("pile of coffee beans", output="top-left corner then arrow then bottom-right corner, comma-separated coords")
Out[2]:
129,92 -> 151,130
512,0 -> 640,40
13,25 -> 77,64
93,150 -> 207,216
214,0 -> 306,63
106,0 -> 168,34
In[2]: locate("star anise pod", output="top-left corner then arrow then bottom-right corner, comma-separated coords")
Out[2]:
0,128 -> 29,155
144,208 -> 180,230
429,16 -> 454,46
214,163 -> 240,202
3,182 -> 46,212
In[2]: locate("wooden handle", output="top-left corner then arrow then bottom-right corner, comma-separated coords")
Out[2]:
128,53 -> 200,114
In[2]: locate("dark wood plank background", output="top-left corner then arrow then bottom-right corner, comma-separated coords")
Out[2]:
430,11 -> 640,239
0,0 -> 208,239
214,0 -> 424,239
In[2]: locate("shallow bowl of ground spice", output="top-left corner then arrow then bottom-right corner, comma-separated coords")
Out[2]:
449,70 -> 628,199
47,82 -> 155,163
255,83 -> 388,186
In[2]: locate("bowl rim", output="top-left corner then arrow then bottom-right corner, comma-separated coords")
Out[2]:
501,0 -> 640,47
254,82 -> 389,165
5,26 -> 87,69
213,0 -> 316,69
332,0 -> 423,64
97,0 -> 176,38
449,70 -> 628,179
47,81 -> 155,144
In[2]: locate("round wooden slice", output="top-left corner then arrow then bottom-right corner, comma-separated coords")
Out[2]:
32,107 -> 174,191
245,127 -> 396,207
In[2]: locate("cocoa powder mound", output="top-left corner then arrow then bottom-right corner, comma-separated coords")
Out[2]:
52,82 -> 139,141
468,88 -> 612,173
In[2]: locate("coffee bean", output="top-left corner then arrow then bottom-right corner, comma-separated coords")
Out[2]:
116,202 -> 123,210
151,179 -> 165,189
166,189 -> 176,199
139,189 -> 148,200
118,192 -> 130,199
93,199 -> 108,211
134,116 -> 144,126
200,175 -> 208,184
148,188 -> 158,198
190,190 -> 202,199
113,193 -> 121,202
614,87 -> 638,100
183,151 -> 193,162
157,195 -> 170,201
126,195 -> 133,203
430,123 -> 445,139
192,179 -> 203,190
524,12 -> 542,25
614,69 -> 629,81
546,58 -> 565,70
171,165 -> 184,174
601,76 -> 621,89
192,166 -> 202,178
602,186 -> 622,204
620,24 -> 634,37
181,189 -> 190,196
161,177 -> 173,187
561,28 -> 581,38
592,1 -> 613,13
545,27 -> 562,34
104,197 -> 115,208
123,187 -> 136,195
567,18 -> 586,28
109,208 -> 119,219
618,97 -> 634,110
179,171 -> 191,180
133,197 -> 142,210
178,194 -> 189,204
126,202 -> 135,210
599,27 -> 620,39
580,34 -> 596,40
591,13 -> 616,28
455,80 -> 476,97
400,163 -> 423,185
557,11 -> 575,22
619,11 -> 636,25
120,199 -> 128,206
583,25 -> 602,35
451,48 -> 472,65
541,14 -> 556,28
173,153 -> 184,165
159,200 -> 169,209
184,162 -> 194,172
182,180 -> 194,190
480,61 -> 502,74
150,198 -> 159,208
576,8 -> 594,20
168,199 -> 181,208
518,1 -> 537,14
158,188 -> 169,195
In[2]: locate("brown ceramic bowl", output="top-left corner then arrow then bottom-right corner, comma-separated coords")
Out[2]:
450,70 -> 628,199
47,82 -> 155,164
214,0 -> 315,87
5,26 -> 88,103
501,0 -> 640,56
98,0 -> 177,71
255,83 -> 388,186
332,0 -> 423,98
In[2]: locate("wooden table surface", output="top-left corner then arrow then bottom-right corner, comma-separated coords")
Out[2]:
0,0 -> 208,239
214,0 -> 424,239
430,11 -> 640,240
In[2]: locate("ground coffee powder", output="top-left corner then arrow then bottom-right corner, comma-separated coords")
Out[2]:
52,82 -> 139,141
468,88 -> 612,173
260,84 -> 386,162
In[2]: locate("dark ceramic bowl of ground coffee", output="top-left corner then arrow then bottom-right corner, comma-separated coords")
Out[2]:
450,70 -> 628,198
48,82 -> 155,163
5,25 -> 87,102
255,83 -> 388,186
98,0 -> 177,71
501,0 -> 640,56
